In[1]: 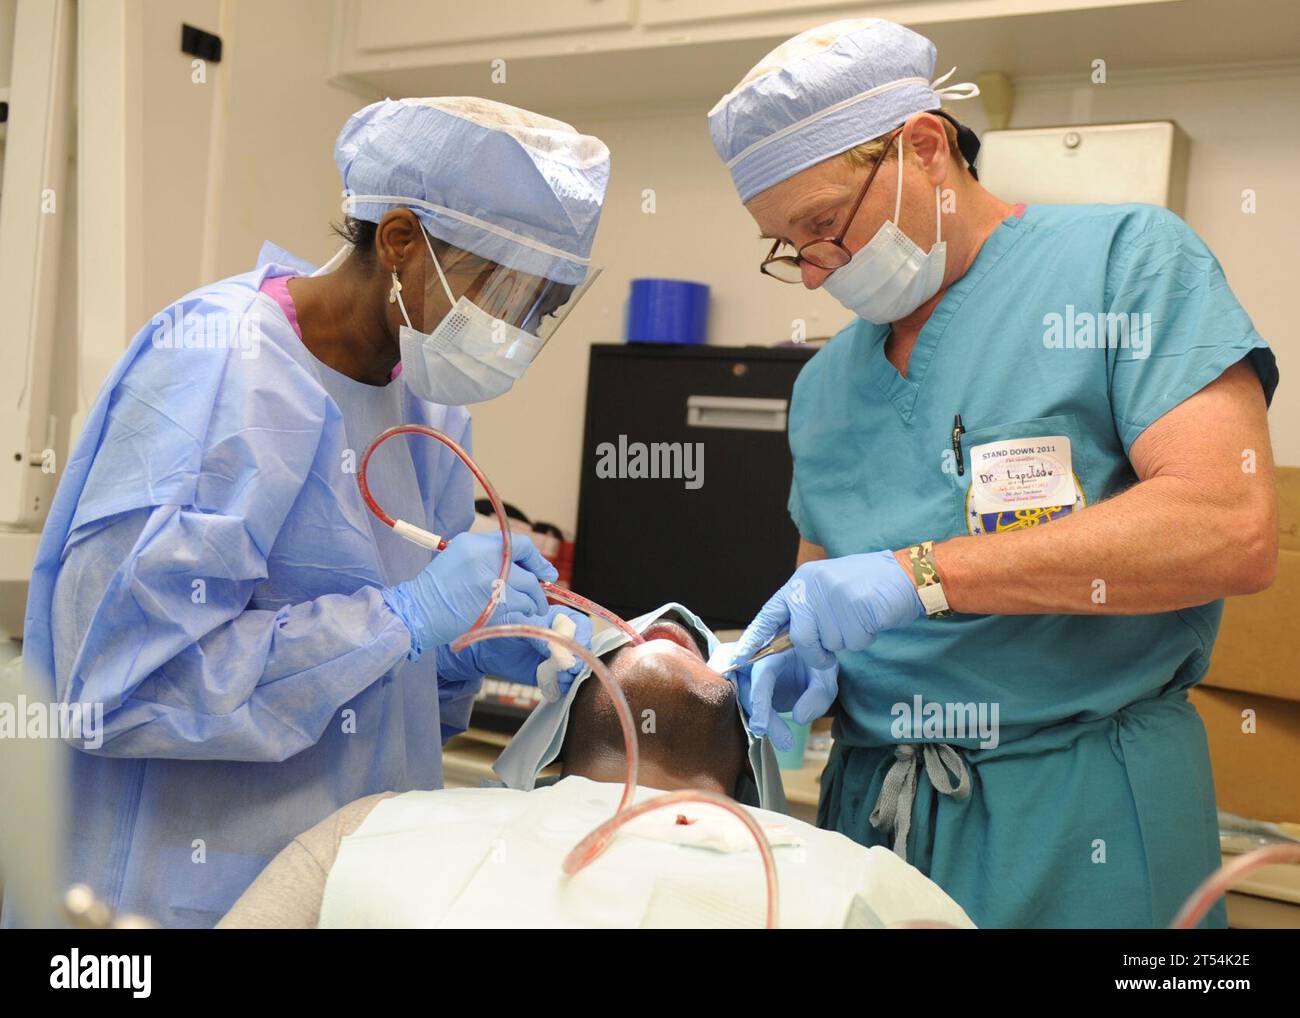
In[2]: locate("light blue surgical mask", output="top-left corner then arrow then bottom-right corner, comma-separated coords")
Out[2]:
392,227 -> 545,406
822,134 -> 947,325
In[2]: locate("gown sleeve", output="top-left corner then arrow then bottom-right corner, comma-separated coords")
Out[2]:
52,508 -> 411,762
1104,207 -> 1278,454
47,302 -> 413,763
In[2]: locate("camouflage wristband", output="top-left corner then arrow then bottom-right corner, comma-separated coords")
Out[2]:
906,540 -> 952,618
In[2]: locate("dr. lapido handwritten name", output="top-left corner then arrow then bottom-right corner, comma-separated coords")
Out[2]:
993,462 -> 1055,483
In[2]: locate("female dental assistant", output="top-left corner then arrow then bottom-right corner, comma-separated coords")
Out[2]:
14,98 -> 609,927
708,20 -> 1279,928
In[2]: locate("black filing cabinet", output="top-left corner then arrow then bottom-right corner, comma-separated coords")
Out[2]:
572,343 -> 817,631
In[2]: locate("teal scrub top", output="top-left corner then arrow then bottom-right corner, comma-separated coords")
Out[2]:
788,203 -> 1278,928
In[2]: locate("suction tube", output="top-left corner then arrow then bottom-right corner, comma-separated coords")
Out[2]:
1170,842 -> 1300,929
359,424 -> 643,643
561,788 -> 780,929
451,624 -> 638,814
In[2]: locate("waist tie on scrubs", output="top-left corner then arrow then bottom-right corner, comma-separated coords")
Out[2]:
869,743 -> 971,860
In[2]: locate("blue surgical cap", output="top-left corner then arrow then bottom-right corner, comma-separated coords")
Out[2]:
335,97 -> 610,285
494,603 -> 786,813
708,18 -> 979,203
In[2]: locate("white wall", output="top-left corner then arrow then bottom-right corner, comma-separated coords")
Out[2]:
211,0 -> 373,275
1010,64 -> 1296,449
137,0 -> 223,320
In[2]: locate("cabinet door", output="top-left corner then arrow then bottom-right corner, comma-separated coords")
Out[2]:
573,347 -> 810,630
349,0 -> 635,54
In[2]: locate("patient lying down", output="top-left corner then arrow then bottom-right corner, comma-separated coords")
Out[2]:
219,612 -> 973,928
559,616 -> 750,795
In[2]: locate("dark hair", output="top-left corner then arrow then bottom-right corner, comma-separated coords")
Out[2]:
331,213 -> 458,265
330,216 -> 379,259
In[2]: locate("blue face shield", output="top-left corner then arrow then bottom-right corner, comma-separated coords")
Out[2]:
493,602 -> 787,812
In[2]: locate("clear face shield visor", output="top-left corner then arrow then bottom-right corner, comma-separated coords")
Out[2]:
416,231 -> 600,354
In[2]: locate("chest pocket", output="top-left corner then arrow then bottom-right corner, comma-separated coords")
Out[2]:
951,414 -> 1092,537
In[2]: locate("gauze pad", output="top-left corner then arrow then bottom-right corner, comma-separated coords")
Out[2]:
534,612 -> 578,703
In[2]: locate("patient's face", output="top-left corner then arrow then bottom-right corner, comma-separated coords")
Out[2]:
562,615 -> 748,793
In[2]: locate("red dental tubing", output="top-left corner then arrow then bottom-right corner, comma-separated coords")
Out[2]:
560,786 -> 780,929
358,424 -> 644,644
452,623 -> 780,929
452,625 -> 638,814
1170,842 -> 1300,929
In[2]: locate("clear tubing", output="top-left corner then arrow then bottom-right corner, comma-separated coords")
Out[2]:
360,424 -> 509,633
540,582 -> 643,645
451,624 -> 638,814
359,424 -> 643,643
1170,843 -> 1300,929
561,788 -> 780,929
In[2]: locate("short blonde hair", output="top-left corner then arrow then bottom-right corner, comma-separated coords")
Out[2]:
843,111 -> 967,173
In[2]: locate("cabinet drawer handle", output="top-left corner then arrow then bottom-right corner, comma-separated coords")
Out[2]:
686,395 -> 787,432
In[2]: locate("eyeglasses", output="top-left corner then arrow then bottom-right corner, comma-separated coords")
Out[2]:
759,127 -> 902,284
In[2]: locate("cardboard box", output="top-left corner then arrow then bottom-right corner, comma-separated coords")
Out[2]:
1202,466 -> 1300,701
1279,464 -> 1300,554
1189,686 -> 1300,823
1193,466 -> 1300,823
1203,551 -> 1300,701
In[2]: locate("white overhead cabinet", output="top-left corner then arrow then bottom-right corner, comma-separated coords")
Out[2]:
329,0 -> 1298,114
979,122 -> 1189,213
348,0 -> 636,52
635,0 -> 1167,27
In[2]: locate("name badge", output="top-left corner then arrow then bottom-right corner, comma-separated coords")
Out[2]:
970,436 -> 1075,513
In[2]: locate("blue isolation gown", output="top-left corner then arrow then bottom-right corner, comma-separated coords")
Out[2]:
788,204 -> 1278,928
15,252 -> 481,928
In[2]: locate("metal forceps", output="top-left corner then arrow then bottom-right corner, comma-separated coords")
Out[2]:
719,631 -> 793,674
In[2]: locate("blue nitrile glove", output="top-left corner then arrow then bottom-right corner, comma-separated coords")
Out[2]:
436,604 -> 593,699
735,550 -> 924,672
709,640 -> 838,752
382,531 -> 556,660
